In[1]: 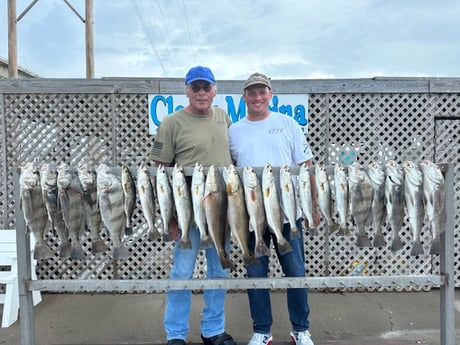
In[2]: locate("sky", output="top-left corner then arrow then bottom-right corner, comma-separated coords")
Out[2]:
1,0 -> 460,80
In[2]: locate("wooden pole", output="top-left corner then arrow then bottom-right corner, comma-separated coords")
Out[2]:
8,0 -> 18,78
85,0 -> 94,78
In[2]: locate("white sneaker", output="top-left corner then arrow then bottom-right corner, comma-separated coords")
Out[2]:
290,330 -> 314,345
248,332 -> 273,345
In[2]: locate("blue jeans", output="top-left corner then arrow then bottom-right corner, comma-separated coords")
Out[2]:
164,225 -> 231,340
247,219 -> 310,334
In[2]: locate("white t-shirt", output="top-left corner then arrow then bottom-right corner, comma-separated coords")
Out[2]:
228,112 -> 313,167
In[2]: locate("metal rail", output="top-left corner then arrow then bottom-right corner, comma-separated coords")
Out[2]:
14,164 -> 456,345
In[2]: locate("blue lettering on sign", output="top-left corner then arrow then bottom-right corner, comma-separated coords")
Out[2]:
149,94 -> 307,127
226,96 -> 246,122
269,95 -> 307,126
150,95 -> 184,126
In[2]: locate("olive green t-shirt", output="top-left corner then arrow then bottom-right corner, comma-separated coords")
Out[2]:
149,107 -> 232,167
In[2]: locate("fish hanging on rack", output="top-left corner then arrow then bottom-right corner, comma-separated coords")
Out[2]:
242,166 -> 270,257
262,163 -> 292,255
40,162 -> 71,258
315,163 -> 338,233
385,160 -> 405,253
20,161 -> 55,260
367,161 -> 387,248
223,164 -> 257,266
298,162 -> 317,236
403,160 -> 425,256
77,162 -> 108,254
334,163 -> 350,236
96,164 -> 130,260
348,162 -> 373,248
57,162 -> 86,259
420,160 -> 446,255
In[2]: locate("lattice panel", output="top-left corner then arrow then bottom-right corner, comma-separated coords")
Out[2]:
317,93 -> 438,291
0,90 -> 458,290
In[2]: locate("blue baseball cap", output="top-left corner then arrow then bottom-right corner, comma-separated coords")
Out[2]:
185,66 -> 215,85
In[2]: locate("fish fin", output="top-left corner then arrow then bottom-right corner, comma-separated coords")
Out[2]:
372,233 -> 387,248
113,246 -> 130,260
429,238 -> 441,255
243,253 -> 259,266
58,241 -> 72,258
410,239 -> 424,256
390,236 -> 404,252
356,234 -> 372,248
70,241 -> 85,259
250,190 -> 257,202
92,239 -> 108,254
82,190 -> 94,208
33,243 -> 55,260
277,239 -> 293,255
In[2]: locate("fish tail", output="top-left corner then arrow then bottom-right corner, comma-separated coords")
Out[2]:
219,254 -> 235,270
410,239 -> 424,256
372,233 -> 387,248
33,243 -> 55,260
277,239 -> 293,255
113,245 -> 130,260
255,242 -> 271,257
337,226 -> 351,236
91,238 -> 108,254
200,237 -> 213,249
390,236 -> 404,253
70,241 -> 85,259
290,225 -> 300,238
162,233 -> 172,242
178,238 -> 192,249
243,253 -> 259,266
356,234 -> 372,248
429,238 -> 441,255
124,226 -> 133,236
307,226 -> 319,237
148,229 -> 161,241
328,222 -> 339,234
58,240 -> 72,258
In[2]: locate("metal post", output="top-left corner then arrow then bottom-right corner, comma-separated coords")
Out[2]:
440,163 -> 456,345
14,168 -> 35,345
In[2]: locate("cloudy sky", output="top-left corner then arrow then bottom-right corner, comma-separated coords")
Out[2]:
1,0 -> 459,80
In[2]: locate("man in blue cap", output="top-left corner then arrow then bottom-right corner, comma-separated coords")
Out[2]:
150,66 -> 236,345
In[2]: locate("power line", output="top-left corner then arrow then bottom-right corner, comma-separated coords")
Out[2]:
131,0 -> 167,75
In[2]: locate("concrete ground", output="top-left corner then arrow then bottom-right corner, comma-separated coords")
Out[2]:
0,289 -> 459,345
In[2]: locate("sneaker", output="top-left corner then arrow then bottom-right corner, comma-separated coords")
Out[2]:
167,339 -> 186,345
248,333 -> 272,345
290,330 -> 314,345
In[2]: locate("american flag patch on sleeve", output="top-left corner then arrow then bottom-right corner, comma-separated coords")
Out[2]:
151,140 -> 163,156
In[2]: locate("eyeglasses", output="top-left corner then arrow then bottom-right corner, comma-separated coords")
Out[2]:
190,83 -> 212,92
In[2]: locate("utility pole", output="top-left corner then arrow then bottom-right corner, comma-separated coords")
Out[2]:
7,0 -> 95,78
85,0 -> 94,78
8,0 -> 18,78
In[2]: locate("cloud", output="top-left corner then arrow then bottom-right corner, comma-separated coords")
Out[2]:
1,0 -> 460,78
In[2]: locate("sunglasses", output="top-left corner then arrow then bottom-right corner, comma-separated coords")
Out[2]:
190,83 -> 213,92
